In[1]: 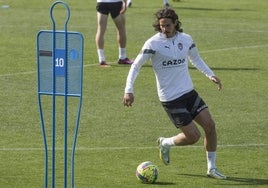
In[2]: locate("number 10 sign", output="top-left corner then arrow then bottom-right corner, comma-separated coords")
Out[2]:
55,48 -> 66,77
37,30 -> 83,96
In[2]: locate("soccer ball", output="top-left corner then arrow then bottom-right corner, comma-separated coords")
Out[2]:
136,161 -> 158,184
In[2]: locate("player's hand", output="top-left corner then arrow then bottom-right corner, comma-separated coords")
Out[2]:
123,93 -> 134,107
211,76 -> 222,91
120,1 -> 127,14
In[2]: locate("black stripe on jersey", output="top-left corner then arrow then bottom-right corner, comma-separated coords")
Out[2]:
143,49 -> 156,54
189,43 -> 196,50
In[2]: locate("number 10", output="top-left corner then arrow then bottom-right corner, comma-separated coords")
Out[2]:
55,58 -> 64,67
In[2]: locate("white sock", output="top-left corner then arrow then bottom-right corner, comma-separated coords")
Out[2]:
162,137 -> 175,147
206,151 -> 216,171
119,48 -> 126,60
97,49 -> 105,63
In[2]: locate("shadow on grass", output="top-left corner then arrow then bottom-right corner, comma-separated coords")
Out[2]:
190,67 -> 260,71
209,67 -> 259,71
175,7 -> 251,12
152,182 -> 177,186
114,64 -> 260,72
112,63 -> 260,71
136,64 -> 259,71
224,176 -> 268,185
178,173 -> 268,185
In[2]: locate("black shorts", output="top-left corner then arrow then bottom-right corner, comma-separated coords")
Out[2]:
96,2 -> 122,19
161,90 -> 208,128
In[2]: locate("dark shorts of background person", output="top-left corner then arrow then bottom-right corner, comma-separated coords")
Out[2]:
161,90 -> 208,128
96,2 -> 122,19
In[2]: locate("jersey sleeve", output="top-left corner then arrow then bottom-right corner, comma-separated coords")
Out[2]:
188,45 -> 215,79
124,42 -> 154,93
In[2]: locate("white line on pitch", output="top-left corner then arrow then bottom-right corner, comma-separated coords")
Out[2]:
201,44 -> 268,53
0,44 -> 267,78
0,64 -> 96,77
0,143 -> 267,151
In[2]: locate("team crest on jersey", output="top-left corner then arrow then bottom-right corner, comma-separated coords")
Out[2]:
178,43 -> 183,50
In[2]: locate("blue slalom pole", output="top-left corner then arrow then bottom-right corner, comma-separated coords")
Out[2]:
50,2 -> 70,188
37,1 -> 84,187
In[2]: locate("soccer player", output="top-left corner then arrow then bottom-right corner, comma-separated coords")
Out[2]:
96,0 -> 133,67
123,8 -> 226,179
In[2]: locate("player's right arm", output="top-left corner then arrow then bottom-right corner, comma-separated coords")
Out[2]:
123,93 -> 134,107
123,47 -> 153,107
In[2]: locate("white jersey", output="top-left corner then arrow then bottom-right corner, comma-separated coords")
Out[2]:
125,32 -> 215,102
97,0 -> 122,2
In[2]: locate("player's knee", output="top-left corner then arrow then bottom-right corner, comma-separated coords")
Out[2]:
188,131 -> 201,144
204,119 -> 216,135
194,132 -> 201,143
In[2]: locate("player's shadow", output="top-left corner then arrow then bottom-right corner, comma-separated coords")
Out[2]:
176,7 -> 249,12
190,67 -> 259,71
210,67 -> 259,71
123,64 -> 259,71
224,176 -> 268,185
178,173 -> 268,186
115,62 -> 260,72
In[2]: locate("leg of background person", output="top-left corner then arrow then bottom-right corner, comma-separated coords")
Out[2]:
113,13 -> 127,59
96,12 -> 108,62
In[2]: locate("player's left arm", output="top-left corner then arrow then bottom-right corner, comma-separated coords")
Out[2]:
210,76 -> 222,91
188,45 -> 222,91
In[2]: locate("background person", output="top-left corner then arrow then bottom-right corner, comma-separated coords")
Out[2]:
96,0 -> 133,66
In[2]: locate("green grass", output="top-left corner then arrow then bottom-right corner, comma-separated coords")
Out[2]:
0,0 -> 268,187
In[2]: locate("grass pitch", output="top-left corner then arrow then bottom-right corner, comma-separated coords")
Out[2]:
0,0 -> 268,187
